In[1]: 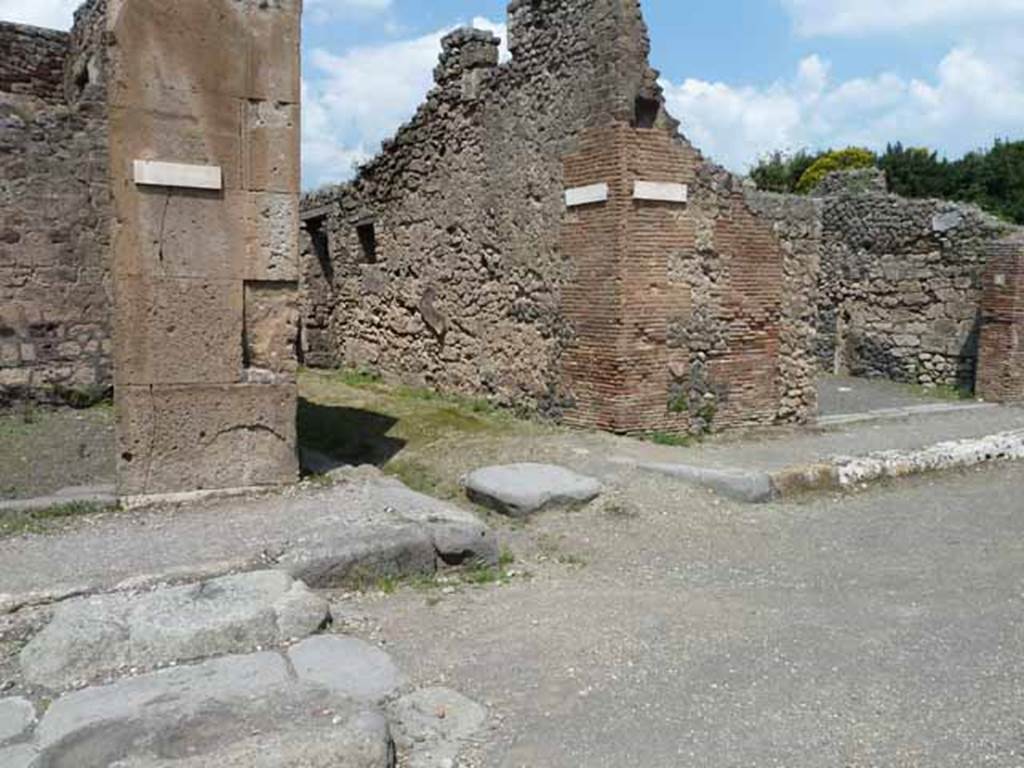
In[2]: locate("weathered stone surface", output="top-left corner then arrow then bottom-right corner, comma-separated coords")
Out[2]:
109,0 -> 302,496
0,7 -> 111,405
113,276 -> 244,386
244,281 -> 300,373
20,571 -> 327,690
0,745 -> 37,768
465,463 -> 602,517
298,2 -> 819,436
288,635 -> 406,704
116,383 -> 299,496
33,651 -> 394,768
387,688 -> 487,768
748,176 -> 1017,390
246,193 -> 300,281
280,471 -> 499,587
0,697 -> 35,744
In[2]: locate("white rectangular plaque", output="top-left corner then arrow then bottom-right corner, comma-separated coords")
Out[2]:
565,183 -> 609,208
133,160 -> 223,191
633,181 -> 688,204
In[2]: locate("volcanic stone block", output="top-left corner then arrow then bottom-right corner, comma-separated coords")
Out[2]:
113,188 -> 247,279
114,277 -> 243,386
245,282 -> 300,373
106,0 -> 250,108
32,651 -> 394,768
117,383 -> 299,496
0,697 -> 35,744
248,0 -> 302,103
109,102 -> 245,191
246,193 -> 300,280
245,101 -> 301,194
465,463 -> 603,517
20,571 -> 328,690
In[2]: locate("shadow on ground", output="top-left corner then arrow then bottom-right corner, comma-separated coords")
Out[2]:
297,398 -> 407,467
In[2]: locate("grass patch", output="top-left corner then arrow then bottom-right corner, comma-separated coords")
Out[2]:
383,458 -> 453,498
297,368 -> 547,489
910,382 -> 975,402
641,431 -> 699,448
0,500 -> 117,537
357,558 -> 521,596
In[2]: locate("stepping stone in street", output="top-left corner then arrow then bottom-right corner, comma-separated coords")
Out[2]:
20,570 -> 329,690
464,463 -> 602,517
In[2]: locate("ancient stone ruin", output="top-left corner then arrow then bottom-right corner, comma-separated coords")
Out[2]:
0,8 -> 111,402
298,0 -> 1024,431
1,0 -> 302,495
747,170 -> 1017,392
300,0 -> 818,435
3,0 -> 1024,467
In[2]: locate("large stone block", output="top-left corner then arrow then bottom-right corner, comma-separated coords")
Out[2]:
246,193 -> 300,280
245,281 -> 300,373
117,383 -> 298,495
110,102 -> 245,191
32,650 -> 393,768
245,101 -> 301,194
248,0 -> 302,104
106,0 -> 250,108
20,571 -> 328,690
114,276 -> 243,386
114,191 -> 298,280
113,188 -> 246,279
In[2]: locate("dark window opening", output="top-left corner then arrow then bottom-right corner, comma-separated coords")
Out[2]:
357,222 -> 377,264
304,216 -> 334,283
634,96 -> 660,129
74,66 -> 89,94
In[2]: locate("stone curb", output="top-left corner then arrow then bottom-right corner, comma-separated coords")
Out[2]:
611,458 -> 776,504
617,428 -> 1024,503
0,486 -> 118,515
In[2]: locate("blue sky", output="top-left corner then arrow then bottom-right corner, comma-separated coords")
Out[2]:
5,0 -> 1024,189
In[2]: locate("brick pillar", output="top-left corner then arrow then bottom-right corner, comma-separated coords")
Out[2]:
977,235 -> 1024,404
108,0 -> 301,496
559,125 -> 790,435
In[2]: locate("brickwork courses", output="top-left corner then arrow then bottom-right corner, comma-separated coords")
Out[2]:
977,235 -> 1024,403
300,0 -> 818,436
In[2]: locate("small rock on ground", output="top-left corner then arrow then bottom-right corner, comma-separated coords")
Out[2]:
464,463 -> 602,517
20,570 -> 329,690
0,696 -> 35,744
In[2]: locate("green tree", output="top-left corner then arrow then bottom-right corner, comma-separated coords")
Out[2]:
878,143 -> 949,198
750,149 -> 820,193
795,147 -> 877,193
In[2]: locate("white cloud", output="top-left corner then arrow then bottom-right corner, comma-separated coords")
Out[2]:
0,0 -> 79,30
304,0 -> 392,24
782,0 -> 1024,36
662,34 -> 1024,173
302,17 -> 507,189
